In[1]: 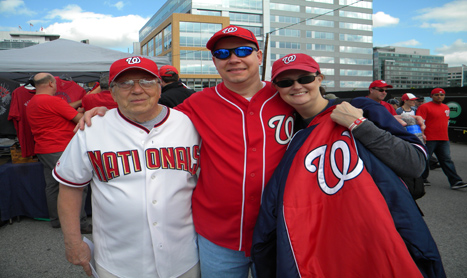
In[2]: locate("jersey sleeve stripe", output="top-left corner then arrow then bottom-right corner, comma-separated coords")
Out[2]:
53,168 -> 90,187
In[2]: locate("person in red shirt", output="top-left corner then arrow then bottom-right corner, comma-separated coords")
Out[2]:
81,73 -> 118,111
416,88 -> 467,189
26,73 -> 91,232
367,80 -> 397,115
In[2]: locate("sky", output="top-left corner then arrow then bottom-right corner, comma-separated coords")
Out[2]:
0,0 -> 466,67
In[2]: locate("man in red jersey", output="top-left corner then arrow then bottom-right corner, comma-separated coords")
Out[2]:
417,88 -> 467,189
27,73 -> 91,232
367,80 -> 397,115
81,73 -> 118,110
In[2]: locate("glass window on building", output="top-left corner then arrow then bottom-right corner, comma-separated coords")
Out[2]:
229,0 -> 263,10
307,19 -> 334,27
142,43 -> 148,56
340,58 -> 373,65
147,39 -> 155,57
276,28 -> 301,37
307,31 -> 334,40
339,11 -> 372,20
306,0 -> 334,3
314,56 -> 335,64
339,46 -> 372,54
322,80 -> 335,88
193,10 -> 222,16
163,24 -> 172,51
339,34 -> 372,43
270,3 -> 300,12
339,22 -> 372,31
155,33 -> 163,56
340,69 -> 373,76
321,68 -> 335,75
271,41 -> 300,49
230,12 -> 261,24
271,15 -> 300,23
339,0 -> 372,9
307,44 -> 335,52
306,7 -> 334,15
180,22 -> 222,47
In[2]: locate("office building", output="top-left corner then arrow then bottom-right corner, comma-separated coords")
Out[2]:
373,46 -> 448,89
0,31 -> 59,50
448,66 -> 466,87
139,0 -> 374,92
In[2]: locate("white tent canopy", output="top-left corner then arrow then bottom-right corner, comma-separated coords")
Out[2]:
0,39 -> 170,83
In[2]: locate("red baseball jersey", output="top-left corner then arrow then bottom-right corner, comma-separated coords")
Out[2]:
8,86 -> 36,157
81,90 -> 118,111
27,94 -> 78,154
176,81 -> 295,255
416,101 -> 450,141
54,77 -> 86,103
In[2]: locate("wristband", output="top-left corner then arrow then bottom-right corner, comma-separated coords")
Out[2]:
348,117 -> 367,131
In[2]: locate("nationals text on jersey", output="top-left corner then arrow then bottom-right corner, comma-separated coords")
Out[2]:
87,145 -> 200,182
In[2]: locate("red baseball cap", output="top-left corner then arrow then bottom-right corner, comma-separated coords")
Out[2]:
271,54 -> 320,81
431,88 -> 446,95
109,56 -> 160,85
159,65 -> 179,77
401,93 -> 418,101
369,80 -> 393,89
206,25 -> 259,51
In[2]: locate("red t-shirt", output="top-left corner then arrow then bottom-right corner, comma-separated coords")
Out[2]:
26,94 -> 78,154
381,100 -> 397,115
54,77 -> 86,103
416,101 -> 450,141
82,90 -> 118,111
8,86 -> 36,157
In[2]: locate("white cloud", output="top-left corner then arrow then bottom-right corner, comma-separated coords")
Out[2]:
114,1 -> 125,10
0,0 -> 35,16
373,11 -> 399,28
393,39 -> 421,47
435,39 -> 467,67
42,5 -> 148,51
415,0 -> 467,33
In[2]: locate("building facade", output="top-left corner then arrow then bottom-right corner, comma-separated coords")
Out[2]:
139,0 -> 374,92
0,31 -> 59,50
373,46 -> 448,89
448,66 -> 466,87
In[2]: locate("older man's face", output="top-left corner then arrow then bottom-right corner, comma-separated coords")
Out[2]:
110,69 -> 161,122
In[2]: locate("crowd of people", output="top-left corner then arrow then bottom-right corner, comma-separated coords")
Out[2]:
18,24 -> 467,278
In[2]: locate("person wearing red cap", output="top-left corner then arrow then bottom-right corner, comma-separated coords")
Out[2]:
367,80 -> 397,115
55,56 -> 201,278
252,53 -> 444,278
417,88 -> 467,189
158,65 -> 195,108
396,93 -> 419,116
81,72 -> 118,110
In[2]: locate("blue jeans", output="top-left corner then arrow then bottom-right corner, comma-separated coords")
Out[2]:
422,140 -> 463,186
198,234 -> 257,278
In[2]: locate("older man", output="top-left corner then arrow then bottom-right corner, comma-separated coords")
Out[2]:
54,57 -> 200,278
26,73 -> 90,232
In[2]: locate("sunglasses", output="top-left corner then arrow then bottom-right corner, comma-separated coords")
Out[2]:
212,46 -> 257,60
432,94 -> 445,97
274,75 -> 317,88
372,87 -> 389,92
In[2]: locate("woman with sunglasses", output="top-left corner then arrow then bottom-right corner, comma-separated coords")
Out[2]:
252,54 -> 445,278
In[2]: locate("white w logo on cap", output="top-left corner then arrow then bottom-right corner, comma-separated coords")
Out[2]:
222,27 -> 238,34
282,55 -> 296,64
126,57 -> 141,65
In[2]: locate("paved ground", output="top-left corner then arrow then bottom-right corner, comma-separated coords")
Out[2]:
1,142 -> 466,278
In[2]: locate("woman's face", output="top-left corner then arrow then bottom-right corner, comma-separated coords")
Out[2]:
273,69 -> 323,109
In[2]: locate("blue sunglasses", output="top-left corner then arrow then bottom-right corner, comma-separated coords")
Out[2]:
212,46 -> 258,60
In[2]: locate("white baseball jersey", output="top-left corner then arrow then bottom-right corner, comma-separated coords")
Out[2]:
53,108 -> 200,278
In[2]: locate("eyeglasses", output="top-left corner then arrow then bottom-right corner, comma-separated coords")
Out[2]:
212,46 -> 258,60
274,75 -> 317,88
372,87 -> 388,92
112,79 -> 159,90
432,94 -> 445,97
